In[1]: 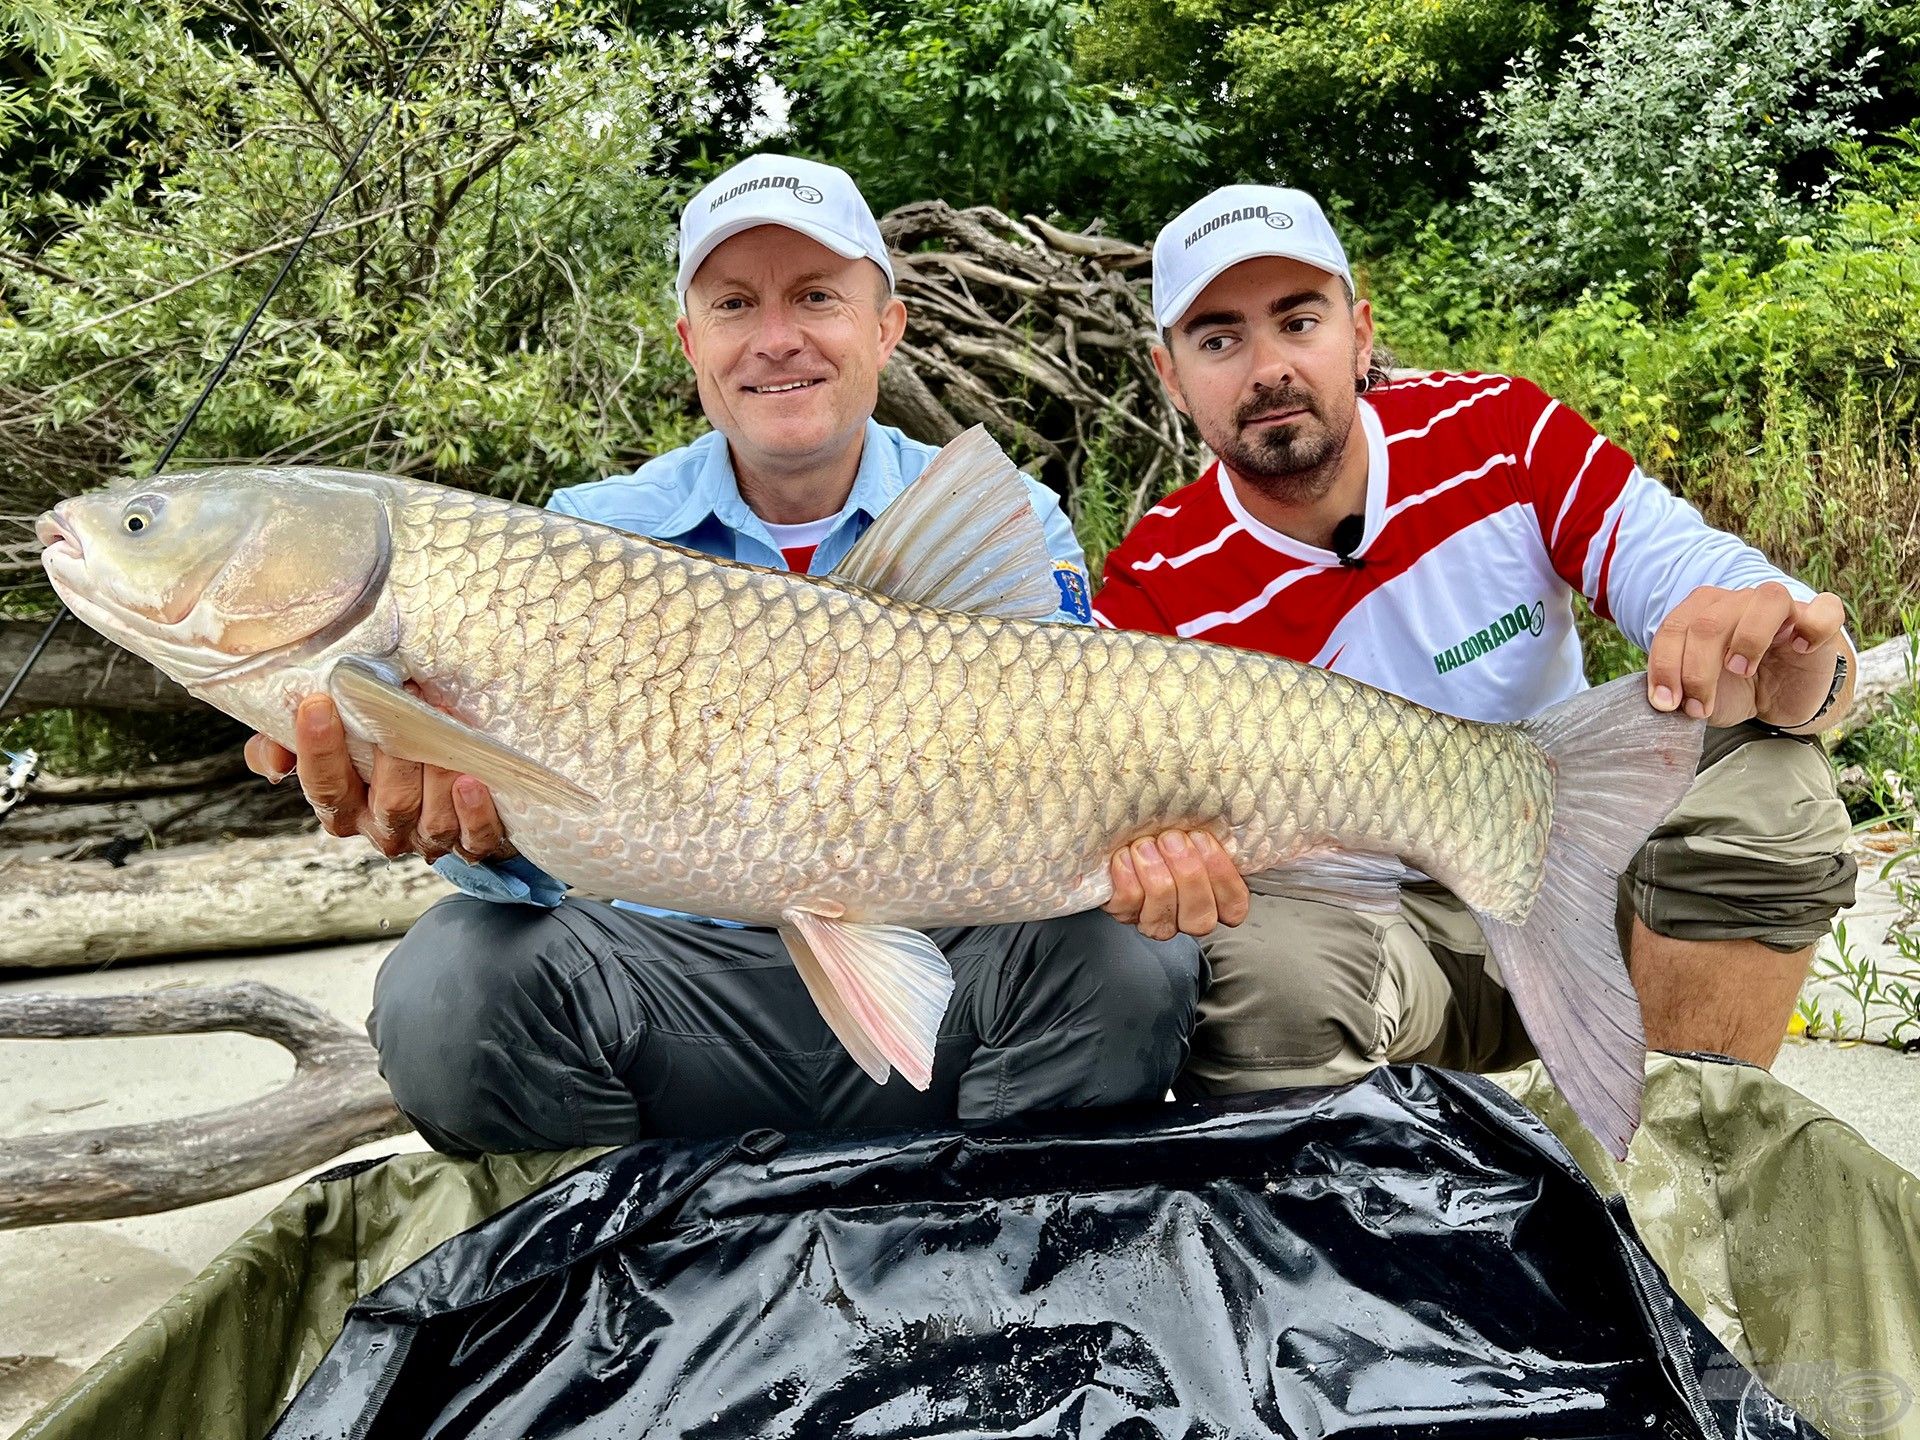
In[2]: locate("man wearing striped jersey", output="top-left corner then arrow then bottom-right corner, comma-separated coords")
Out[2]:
1095,184 -> 1857,1094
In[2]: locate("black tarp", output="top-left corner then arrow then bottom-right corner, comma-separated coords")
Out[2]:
270,1065 -> 1824,1440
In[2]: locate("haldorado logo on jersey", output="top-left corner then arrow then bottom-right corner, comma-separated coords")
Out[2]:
1434,601 -> 1546,675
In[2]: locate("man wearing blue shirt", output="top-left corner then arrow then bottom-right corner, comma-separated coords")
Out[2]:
245,156 -> 1210,1156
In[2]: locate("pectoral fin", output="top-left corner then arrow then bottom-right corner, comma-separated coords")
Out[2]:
328,656 -> 599,812
1244,850 -> 1417,912
778,909 -> 955,1090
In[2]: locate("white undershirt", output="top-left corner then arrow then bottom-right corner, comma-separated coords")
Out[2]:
761,514 -> 839,572
760,514 -> 839,550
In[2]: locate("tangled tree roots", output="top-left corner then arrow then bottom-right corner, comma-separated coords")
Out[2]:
873,203 -> 1206,550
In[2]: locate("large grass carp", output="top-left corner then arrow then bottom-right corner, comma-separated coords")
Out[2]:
38,428 -> 1701,1155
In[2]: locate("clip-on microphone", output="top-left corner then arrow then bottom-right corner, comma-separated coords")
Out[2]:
1330,514 -> 1366,569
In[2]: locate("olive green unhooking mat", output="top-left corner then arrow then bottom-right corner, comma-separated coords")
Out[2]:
17,1055 -> 1920,1440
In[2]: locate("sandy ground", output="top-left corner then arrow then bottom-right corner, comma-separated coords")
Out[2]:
1,935 -> 1916,1436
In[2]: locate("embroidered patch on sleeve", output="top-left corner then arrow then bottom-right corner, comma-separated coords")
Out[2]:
1053,562 -> 1093,621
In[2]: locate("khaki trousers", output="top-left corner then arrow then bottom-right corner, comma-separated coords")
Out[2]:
1181,722 -> 1856,1096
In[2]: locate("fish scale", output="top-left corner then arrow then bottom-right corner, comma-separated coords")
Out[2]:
385,485 -> 1555,929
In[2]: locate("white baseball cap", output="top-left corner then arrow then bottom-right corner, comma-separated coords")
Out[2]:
1151,185 -> 1353,331
677,154 -> 895,309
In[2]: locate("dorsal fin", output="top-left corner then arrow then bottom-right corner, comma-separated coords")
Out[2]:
831,425 -> 1059,619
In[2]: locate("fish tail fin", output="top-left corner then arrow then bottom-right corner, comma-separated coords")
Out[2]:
1479,673 -> 1703,1160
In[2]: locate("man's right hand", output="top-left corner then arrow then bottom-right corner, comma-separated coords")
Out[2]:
1105,829 -> 1249,941
244,695 -> 513,864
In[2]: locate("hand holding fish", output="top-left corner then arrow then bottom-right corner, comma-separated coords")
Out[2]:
244,696 -> 512,864
1645,582 -> 1852,731
1104,831 -> 1250,940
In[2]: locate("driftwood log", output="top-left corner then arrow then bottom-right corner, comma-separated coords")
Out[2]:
0,981 -> 408,1228
0,831 -> 453,970
26,747 -> 252,798
0,773 -> 312,859
0,617 -> 194,718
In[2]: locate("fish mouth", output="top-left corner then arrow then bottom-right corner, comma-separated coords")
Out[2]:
35,510 -> 81,562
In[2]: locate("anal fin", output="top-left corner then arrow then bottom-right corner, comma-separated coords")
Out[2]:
778,909 -> 955,1090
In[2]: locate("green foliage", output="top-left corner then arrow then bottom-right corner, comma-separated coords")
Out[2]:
1797,668 -> 1920,1047
1075,0 -> 1579,235
1068,418 -> 1134,578
0,0 -> 726,511
1861,0 -> 1920,138
1470,0 -> 1882,308
1797,903 -> 1920,1047
1832,619 -> 1920,824
0,0 -> 123,221
773,0 -> 1213,234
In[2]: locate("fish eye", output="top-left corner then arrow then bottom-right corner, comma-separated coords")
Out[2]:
122,495 -> 163,535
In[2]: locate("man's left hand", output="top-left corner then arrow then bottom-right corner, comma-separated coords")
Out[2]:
1646,582 -> 1851,730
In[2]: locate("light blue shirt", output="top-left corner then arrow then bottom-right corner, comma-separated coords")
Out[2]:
434,419 -> 1094,918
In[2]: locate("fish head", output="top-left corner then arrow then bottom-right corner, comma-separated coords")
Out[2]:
37,467 -> 393,688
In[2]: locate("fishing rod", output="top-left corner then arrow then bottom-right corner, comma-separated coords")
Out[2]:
0,0 -> 465,816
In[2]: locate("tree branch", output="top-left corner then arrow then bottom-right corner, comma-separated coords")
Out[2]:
0,982 -> 410,1228
0,249 -> 94,289
0,832 -> 454,969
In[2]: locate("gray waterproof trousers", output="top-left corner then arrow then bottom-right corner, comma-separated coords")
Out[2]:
369,896 -> 1205,1155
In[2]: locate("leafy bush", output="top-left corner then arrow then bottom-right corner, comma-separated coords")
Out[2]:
1470,0 -> 1882,307
1075,0 -> 1580,236
0,0 -> 722,517
773,0 -> 1213,236
1375,132 -> 1920,640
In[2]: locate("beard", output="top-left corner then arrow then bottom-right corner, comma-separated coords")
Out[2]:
1206,384 -> 1353,506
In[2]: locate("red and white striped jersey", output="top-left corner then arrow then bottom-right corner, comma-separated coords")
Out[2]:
1091,371 -> 1815,724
